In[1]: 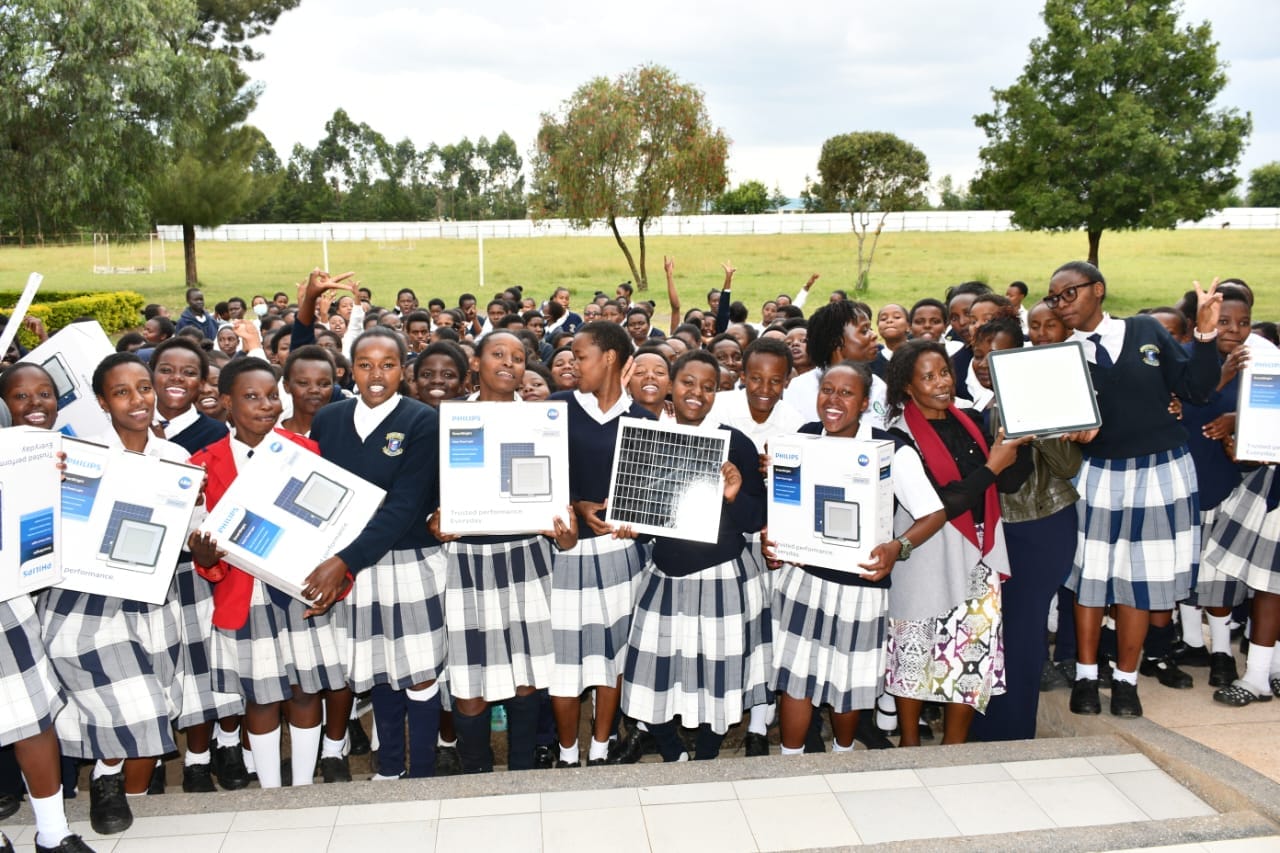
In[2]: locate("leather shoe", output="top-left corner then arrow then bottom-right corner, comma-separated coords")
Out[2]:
1,830 -> 11,853
212,744 -> 251,791
1169,639 -> 1212,667
89,773 -> 133,836
147,763 -> 165,795
437,744 -> 463,775
0,793 -> 19,821
347,717 -> 371,756
743,732 -> 770,756
610,729 -> 656,764
1140,656 -> 1193,689
1040,659 -> 1070,692
1098,657 -> 1114,688
319,755 -> 352,783
182,763 -> 216,793
1209,652 -> 1239,688
1110,680 -> 1144,718
854,713 -> 894,750
1069,679 -> 1102,715
35,835 -> 95,853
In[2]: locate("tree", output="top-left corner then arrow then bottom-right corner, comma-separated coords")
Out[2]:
973,0 -> 1251,266
714,180 -> 771,215
1247,162 -> 1280,207
769,184 -> 790,212
533,64 -> 729,290
935,175 -> 983,211
810,132 -> 929,293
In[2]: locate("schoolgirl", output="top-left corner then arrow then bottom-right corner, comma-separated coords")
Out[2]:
1046,263 -> 1221,718
882,339 -> 1032,745
620,350 -> 766,761
783,301 -> 884,427
303,277 -> 447,781
149,338 -> 229,453
627,346 -> 673,420
439,331 -> 575,773
40,354 -> 191,834
0,366 -> 92,853
280,345 -> 338,437
188,357 -> 352,788
769,361 -> 945,755
547,321 -> 653,767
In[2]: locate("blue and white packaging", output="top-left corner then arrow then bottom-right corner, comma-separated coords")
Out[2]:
438,400 -> 570,535
767,435 -> 894,573
1236,355 -> 1280,464
19,321 -> 115,438
197,438 -> 386,603
0,427 -> 62,601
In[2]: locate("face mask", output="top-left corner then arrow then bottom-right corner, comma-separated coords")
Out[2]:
253,303 -> 268,317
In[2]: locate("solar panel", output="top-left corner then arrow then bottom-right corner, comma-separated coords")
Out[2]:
605,418 -> 728,544
99,501 -> 154,555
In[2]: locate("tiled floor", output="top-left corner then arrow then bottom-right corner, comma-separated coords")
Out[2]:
0,753 -> 1236,852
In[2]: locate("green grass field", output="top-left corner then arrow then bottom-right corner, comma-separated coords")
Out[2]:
2,228 -> 1276,327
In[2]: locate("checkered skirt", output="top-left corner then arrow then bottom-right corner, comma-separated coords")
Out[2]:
620,555 -> 757,735
739,546 -> 773,709
0,595 -> 65,746
1067,448 -> 1199,609
769,565 -> 887,714
1203,466 -> 1280,595
347,546 -> 448,693
40,588 -> 182,759
1186,508 -> 1249,608
445,536 -> 554,701
549,536 -> 646,696
173,560 -> 243,727
211,578 -> 349,704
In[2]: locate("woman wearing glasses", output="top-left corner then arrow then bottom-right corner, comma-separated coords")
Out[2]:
1045,261 -> 1222,719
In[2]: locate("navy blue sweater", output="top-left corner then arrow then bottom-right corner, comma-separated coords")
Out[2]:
551,390 -> 655,540
311,396 -> 440,571
1084,316 -> 1220,460
650,424 -> 766,576
1181,349 -> 1244,510
170,413 -> 229,456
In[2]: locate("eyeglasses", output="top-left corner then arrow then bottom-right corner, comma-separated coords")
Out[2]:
1044,281 -> 1096,309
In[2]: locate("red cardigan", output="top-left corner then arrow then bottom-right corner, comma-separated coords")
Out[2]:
190,429 -> 343,630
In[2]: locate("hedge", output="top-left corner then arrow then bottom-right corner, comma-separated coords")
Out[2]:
0,290 -> 146,348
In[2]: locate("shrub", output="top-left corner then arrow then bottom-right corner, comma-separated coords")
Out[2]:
0,290 -> 146,348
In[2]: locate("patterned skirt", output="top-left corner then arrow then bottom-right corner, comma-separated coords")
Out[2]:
1068,448 -> 1199,609
40,588 -> 182,759
347,546 -> 448,693
885,560 -> 1005,712
445,537 -> 554,702
549,536 -> 646,697
739,546 -> 773,709
770,565 -> 887,714
1203,466 -> 1280,595
1186,507 -> 1249,608
0,595 -> 65,746
174,560 -> 244,728
212,578 -> 349,705
620,555 -> 756,735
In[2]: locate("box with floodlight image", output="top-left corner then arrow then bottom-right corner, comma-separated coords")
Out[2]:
56,436 -> 203,605
19,321 -> 115,438
437,400 -> 570,535
767,435 -> 894,574
197,438 -> 386,603
0,427 -> 62,602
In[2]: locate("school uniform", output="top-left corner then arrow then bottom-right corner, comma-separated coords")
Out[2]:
771,421 -> 943,714
546,391 -> 654,699
621,424 -> 767,738
159,407 -> 229,457
1204,465 -> 1280,596
0,594 -> 65,747
783,368 -> 890,430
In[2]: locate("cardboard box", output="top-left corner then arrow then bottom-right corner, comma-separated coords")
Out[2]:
198,438 -> 386,603
1235,355 -> 1280,464
0,427 -> 62,601
57,437 -> 203,605
19,321 -> 115,438
438,400 -> 570,535
767,436 -> 894,574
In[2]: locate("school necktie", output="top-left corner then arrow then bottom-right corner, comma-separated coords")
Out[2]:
247,449 -> 254,459
1087,333 -> 1113,369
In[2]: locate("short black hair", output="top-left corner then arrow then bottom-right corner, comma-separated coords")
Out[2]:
115,331 -> 145,352
92,352 -> 147,398
415,341 -> 469,380
909,298 -> 946,322
404,310 -> 432,328
742,336 -> 793,375
283,344 -> 336,383
576,320 -> 632,367
149,336 -> 210,380
972,316 -> 1024,348
0,362 -> 55,400
218,355 -> 277,395
397,288 -> 417,300
673,348 -> 720,379
945,281 -> 992,305
427,297 -> 446,310
352,326 -> 408,363
1007,281 -> 1028,297
884,338 -> 950,421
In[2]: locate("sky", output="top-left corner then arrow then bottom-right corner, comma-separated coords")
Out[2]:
245,0 -> 1279,200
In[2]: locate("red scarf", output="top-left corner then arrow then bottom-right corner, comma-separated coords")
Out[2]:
903,399 -> 1001,556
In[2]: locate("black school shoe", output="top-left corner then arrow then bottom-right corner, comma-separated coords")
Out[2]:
743,732 -> 770,757
0,831 -> 11,853
1140,656 -> 1193,689
437,744 -> 463,775
35,835 -> 95,853
1169,639 -> 1212,667
1069,679 -> 1102,715
609,729 -> 657,764
1209,652 -> 1239,688
1040,659 -> 1070,692
0,792 -> 19,821
319,756 -> 352,783
1110,681 -> 1143,718
88,774 -> 132,835
211,744 -> 251,791
182,763 -> 216,793
347,717 -> 372,757
147,763 -> 166,795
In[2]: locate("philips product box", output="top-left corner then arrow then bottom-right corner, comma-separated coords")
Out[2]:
19,321 -> 115,438
767,436 -> 894,573
1235,355 -> 1280,464
0,427 -> 62,601
198,438 -> 386,603
57,437 -> 203,605
438,400 -> 570,535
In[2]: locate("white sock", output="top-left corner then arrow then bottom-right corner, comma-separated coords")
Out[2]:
635,721 -> 649,732
1207,613 -> 1232,654
126,791 -> 147,798
216,725 -> 240,749
247,729 -> 281,788
92,760 -> 122,779
1243,643 -> 1275,693
322,736 -> 346,760
184,748 -> 210,767
289,723 -> 322,787
588,738 -> 610,762
832,740 -> 855,753
29,790 -> 71,849
559,742 -> 579,764
437,733 -> 456,748
1179,604 -> 1205,647
747,704 -> 768,736
1076,662 -> 1099,681
370,772 -> 402,781
780,745 -> 804,756
370,717 -> 380,753
1113,668 -> 1138,686
675,751 -> 689,762
243,746 -> 256,774
875,692 -> 896,731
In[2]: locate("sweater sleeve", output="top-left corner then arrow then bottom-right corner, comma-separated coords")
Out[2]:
714,289 -> 732,334
724,428 -> 766,534
291,314 -> 316,350
1166,335 -> 1221,406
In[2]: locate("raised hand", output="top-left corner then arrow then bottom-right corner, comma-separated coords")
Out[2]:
1192,278 -> 1224,336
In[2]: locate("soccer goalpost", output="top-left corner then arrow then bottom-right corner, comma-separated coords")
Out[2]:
92,233 -> 168,274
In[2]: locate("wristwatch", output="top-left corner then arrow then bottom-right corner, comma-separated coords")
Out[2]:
896,535 -> 914,561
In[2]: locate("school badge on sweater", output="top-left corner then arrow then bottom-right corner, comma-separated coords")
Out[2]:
383,432 -> 405,457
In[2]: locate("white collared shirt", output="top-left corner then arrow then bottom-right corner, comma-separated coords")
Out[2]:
353,393 -> 402,442
156,405 -> 199,439
573,388 -> 633,426
707,387 -> 804,453
1070,312 -> 1125,365
229,430 -> 259,470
